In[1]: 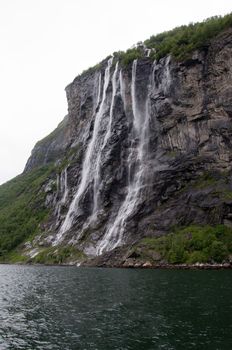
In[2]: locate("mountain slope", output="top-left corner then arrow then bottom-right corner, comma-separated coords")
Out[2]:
1,14 -> 232,266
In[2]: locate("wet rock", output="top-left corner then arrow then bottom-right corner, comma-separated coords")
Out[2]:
122,259 -> 135,268
24,29 -> 232,264
142,261 -> 153,268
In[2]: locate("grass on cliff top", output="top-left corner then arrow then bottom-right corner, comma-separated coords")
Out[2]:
0,164 -> 54,260
137,225 -> 232,264
145,13 -> 232,60
79,13 -> 232,75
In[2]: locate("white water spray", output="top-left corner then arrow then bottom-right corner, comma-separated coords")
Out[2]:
96,73 -> 102,106
60,167 -> 68,205
93,61 -> 119,214
146,49 -> 151,57
97,60 -> 151,255
56,58 -> 113,243
54,169 -> 68,214
119,70 -> 126,108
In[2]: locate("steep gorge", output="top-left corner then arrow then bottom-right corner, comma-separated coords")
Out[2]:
1,22 -> 232,266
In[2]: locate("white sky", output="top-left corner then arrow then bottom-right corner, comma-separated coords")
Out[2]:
0,0 -> 231,184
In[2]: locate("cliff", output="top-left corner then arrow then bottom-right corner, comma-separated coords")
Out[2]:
1,17 -> 232,266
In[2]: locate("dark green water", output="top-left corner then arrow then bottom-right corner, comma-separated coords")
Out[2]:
0,266 -> 231,349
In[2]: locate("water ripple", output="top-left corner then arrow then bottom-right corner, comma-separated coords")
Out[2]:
0,265 -> 231,349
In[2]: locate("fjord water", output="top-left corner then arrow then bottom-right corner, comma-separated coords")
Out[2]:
0,266 -> 231,350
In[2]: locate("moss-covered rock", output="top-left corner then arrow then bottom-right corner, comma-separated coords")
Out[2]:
0,165 -> 54,260
134,225 -> 232,264
33,245 -> 86,265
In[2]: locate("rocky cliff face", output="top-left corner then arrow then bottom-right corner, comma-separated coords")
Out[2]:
24,29 -> 232,264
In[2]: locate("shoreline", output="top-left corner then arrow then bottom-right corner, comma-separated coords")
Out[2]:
122,263 -> 232,270
96,262 -> 232,270
0,261 -> 232,270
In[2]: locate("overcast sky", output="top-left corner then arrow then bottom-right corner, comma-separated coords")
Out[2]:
0,0 -> 231,184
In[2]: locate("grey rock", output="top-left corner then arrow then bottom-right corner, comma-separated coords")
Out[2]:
25,29 -> 232,264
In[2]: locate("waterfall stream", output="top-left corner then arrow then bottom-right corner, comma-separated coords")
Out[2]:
56,58 -> 113,243
96,60 -> 152,255
54,167 -> 69,220
53,57 -> 170,253
60,167 -> 68,205
93,61 -> 119,215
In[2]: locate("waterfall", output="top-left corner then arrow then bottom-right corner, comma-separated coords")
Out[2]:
56,58 -> 113,243
119,70 -> 126,108
96,59 -> 151,255
55,173 -> 60,202
60,167 -> 68,205
54,167 -> 69,230
93,61 -> 119,214
96,72 -> 102,107
154,55 -> 171,95
146,49 -> 151,57
54,169 -> 68,211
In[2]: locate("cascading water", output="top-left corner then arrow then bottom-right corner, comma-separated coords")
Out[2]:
53,56 -> 171,252
55,58 -> 113,244
54,168 -> 68,218
119,70 -> 126,108
96,73 -> 102,107
60,167 -> 69,205
156,55 -> 171,95
146,49 -> 151,57
96,59 -> 152,255
92,61 -> 119,214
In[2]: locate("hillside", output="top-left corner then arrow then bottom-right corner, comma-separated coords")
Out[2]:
1,14 -> 232,266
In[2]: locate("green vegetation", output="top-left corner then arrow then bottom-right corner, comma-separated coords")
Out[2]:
29,117 -> 69,168
55,145 -> 80,173
71,14 -> 232,76
0,139 -> 83,263
137,225 -> 232,264
105,13 -> 232,69
0,165 -> 54,260
145,13 -> 232,60
80,62 -> 102,77
165,150 -> 179,158
33,245 -> 85,264
113,47 -> 143,66
66,13 -> 232,77
35,117 -> 68,148
193,172 -> 219,190
3,250 -> 28,264
222,191 -> 232,201
1,15 -> 232,266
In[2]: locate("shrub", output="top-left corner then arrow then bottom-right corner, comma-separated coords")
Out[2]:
139,224 -> 232,264
187,251 -> 208,264
145,13 -> 232,60
113,48 -> 143,66
208,241 -> 228,263
0,165 -> 54,259
34,246 -> 85,264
